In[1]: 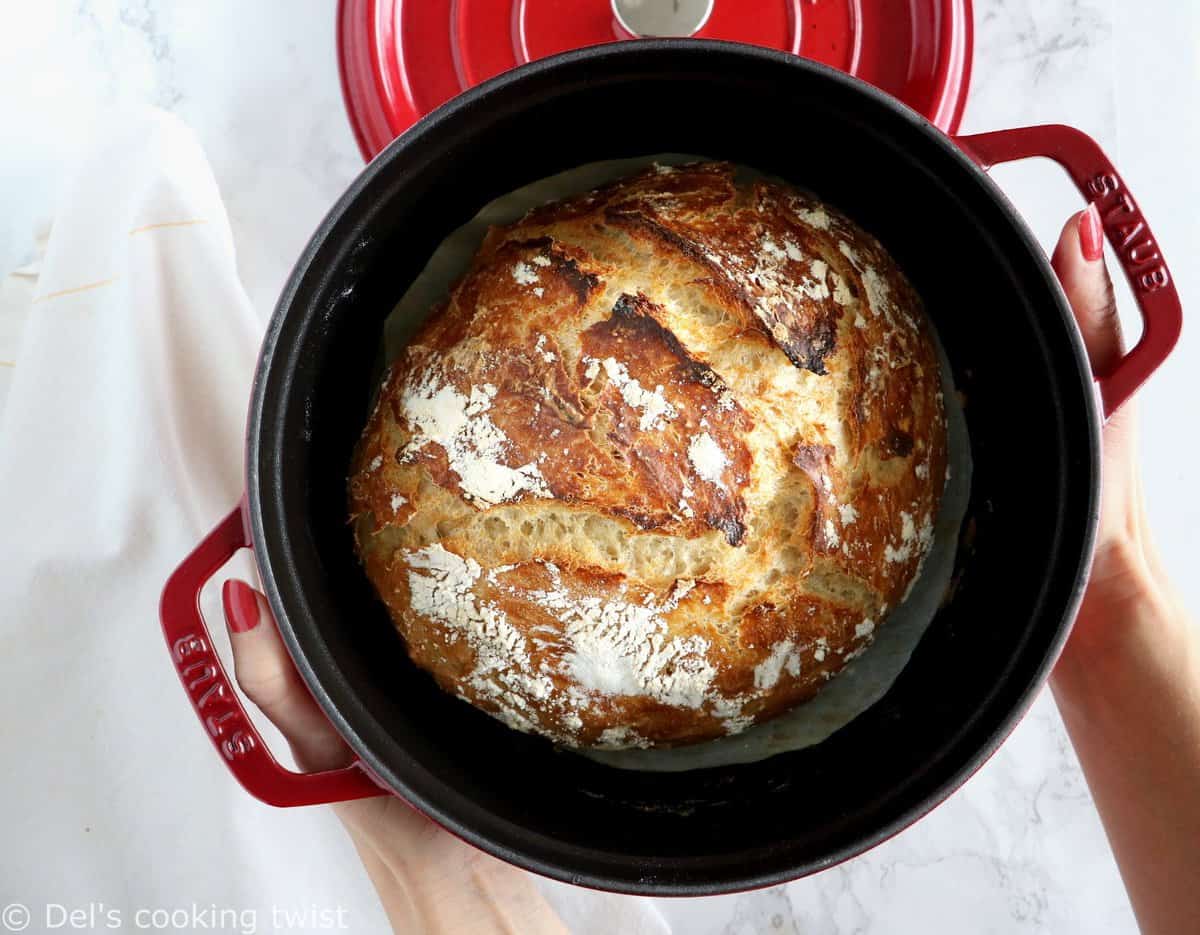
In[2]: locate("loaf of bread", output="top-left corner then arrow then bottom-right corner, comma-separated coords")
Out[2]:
349,162 -> 947,749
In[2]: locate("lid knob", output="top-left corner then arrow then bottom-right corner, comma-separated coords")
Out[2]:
611,0 -> 715,37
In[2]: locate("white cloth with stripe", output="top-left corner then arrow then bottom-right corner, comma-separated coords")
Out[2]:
0,108 -> 667,935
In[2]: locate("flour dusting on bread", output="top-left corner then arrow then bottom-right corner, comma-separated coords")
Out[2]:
398,367 -> 551,508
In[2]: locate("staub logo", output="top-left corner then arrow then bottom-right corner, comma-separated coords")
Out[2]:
1086,172 -> 1170,294
173,633 -> 256,761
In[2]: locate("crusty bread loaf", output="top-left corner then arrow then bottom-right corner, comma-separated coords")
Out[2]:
349,162 -> 947,749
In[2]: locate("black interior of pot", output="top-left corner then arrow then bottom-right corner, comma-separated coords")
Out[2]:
248,41 -> 1099,894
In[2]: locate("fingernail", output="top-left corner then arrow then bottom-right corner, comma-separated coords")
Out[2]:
222,579 -> 261,634
1080,203 -> 1104,262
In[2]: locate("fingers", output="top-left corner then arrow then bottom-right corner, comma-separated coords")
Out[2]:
1051,207 -> 1143,576
1051,204 -> 1124,377
222,579 -> 353,773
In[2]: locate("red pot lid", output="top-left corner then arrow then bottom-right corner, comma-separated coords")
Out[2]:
337,0 -> 973,162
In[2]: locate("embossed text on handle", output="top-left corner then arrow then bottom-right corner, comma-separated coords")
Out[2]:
173,630 -> 254,761
1086,172 -> 1170,293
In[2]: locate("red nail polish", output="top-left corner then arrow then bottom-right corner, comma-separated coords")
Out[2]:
223,579 -> 261,634
1080,203 -> 1104,262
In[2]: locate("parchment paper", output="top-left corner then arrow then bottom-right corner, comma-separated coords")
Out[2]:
383,155 -> 971,772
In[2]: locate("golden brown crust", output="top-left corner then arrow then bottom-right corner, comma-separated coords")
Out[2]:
348,162 -> 947,749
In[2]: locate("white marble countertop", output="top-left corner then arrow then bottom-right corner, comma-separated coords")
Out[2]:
1,2 -> 1196,933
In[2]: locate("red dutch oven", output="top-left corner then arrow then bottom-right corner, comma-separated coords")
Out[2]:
161,40 -> 1180,894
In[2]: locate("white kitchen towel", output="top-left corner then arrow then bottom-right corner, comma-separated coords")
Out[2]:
0,107 -> 666,935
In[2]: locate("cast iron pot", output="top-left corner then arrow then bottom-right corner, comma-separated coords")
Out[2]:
161,40 -> 1181,895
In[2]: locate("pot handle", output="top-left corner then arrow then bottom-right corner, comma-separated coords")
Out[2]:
160,504 -> 388,806
955,124 -> 1181,418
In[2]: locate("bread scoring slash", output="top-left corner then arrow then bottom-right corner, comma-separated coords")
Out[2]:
349,162 -> 947,749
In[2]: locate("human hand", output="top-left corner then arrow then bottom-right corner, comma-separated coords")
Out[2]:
1049,203 -> 1182,660
220,579 -> 568,935
1047,205 -> 1200,935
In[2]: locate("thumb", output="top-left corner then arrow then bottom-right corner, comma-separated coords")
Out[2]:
1051,203 -> 1124,377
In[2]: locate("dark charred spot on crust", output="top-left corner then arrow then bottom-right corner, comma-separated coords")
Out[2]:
512,236 -> 600,303
611,290 -> 668,329
556,257 -> 600,305
772,314 -> 837,375
885,428 -> 914,458
707,513 -> 747,547
689,363 -> 725,392
612,504 -> 661,531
